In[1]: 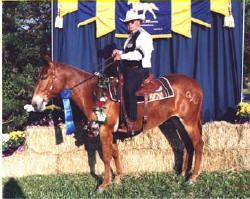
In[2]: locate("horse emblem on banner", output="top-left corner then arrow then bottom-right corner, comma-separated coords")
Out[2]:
128,2 -> 159,19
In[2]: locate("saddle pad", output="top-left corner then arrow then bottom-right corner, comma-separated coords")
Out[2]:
158,77 -> 174,97
108,76 -> 174,103
147,77 -> 174,102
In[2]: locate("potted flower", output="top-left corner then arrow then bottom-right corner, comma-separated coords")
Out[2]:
235,102 -> 250,124
2,131 -> 26,157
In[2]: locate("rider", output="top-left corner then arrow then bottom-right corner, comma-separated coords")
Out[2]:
112,10 -> 154,131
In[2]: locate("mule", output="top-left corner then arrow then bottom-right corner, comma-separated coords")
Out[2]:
31,56 -> 204,193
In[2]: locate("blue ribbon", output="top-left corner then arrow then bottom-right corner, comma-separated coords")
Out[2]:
60,89 -> 75,135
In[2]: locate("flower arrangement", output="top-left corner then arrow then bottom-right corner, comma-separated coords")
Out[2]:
2,131 -> 25,157
28,104 -> 63,127
236,102 -> 250,124
84,74 -> 109,137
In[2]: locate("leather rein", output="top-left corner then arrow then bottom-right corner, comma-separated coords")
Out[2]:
48,57 -> 115,93
69,57 -> 116,90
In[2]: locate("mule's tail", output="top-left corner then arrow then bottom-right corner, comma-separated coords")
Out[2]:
198,111 -> 202,135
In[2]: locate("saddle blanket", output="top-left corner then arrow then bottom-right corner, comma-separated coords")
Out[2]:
108,76 -> 174,103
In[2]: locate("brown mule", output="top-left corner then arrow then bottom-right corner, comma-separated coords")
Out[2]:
32,56 -> 204,193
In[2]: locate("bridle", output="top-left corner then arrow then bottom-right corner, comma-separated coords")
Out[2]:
42,64 -> 57,100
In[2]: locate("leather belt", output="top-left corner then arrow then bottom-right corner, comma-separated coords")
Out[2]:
127,65 -> 140,69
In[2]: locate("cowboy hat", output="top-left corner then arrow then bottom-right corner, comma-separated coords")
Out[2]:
120,10 -> 145,23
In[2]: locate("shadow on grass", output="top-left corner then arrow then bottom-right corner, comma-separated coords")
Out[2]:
3,178 -> 26,199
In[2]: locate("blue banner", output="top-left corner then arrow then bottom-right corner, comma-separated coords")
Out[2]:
115,2 -> 171,38
192,0 -> 211,26
77,2 -> 96,27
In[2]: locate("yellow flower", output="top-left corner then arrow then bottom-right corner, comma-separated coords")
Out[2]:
239,102 -> 245,107
46,104 -> 61,111
9,131 -> 25,140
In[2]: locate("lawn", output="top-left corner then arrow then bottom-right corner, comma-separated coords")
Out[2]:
2,171 -> 250,198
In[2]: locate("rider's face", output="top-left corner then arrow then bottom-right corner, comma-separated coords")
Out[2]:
126,20 -> 140,33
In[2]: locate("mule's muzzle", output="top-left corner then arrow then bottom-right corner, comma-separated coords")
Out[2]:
31,95 -> 47,112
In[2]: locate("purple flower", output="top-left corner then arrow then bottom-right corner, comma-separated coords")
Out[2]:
49,119 -> 54,126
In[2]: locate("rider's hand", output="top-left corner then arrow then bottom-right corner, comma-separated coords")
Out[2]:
112,49 -> 121,61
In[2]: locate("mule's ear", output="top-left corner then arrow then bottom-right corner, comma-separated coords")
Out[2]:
43,55 -> 53,67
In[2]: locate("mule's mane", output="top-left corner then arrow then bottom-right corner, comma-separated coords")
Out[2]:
55,62 -> 92,77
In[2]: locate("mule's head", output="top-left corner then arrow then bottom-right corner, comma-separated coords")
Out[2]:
31,56 -> 63,112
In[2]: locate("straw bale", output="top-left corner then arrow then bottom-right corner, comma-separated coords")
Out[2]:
202,149 -> 250,171
118,128 -> 171,151
120,149 -> 174,174
26,125 -> 85,154
202,122 -> 250,150
2,122 -> 250,178
2,149 -> 57,177
57,150 -> 100,174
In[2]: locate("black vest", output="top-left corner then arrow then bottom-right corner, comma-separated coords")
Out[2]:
123,30 -> 143,68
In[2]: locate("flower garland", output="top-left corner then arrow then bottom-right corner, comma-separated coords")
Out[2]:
83,74 -> 109,137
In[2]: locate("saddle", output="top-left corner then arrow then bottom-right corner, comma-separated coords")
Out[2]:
109,73 -> 168,135
136,73 -> 160,96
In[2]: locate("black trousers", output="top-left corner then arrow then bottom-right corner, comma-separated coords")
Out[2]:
121,66 -> 149,121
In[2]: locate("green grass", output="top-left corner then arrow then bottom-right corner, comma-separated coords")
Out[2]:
2,171 -> 250,198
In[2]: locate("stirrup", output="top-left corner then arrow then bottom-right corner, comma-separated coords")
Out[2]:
126,119 -> 135,135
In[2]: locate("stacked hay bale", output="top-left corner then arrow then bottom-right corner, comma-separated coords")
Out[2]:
2,122 -> 250,177
202,122 -> 250,171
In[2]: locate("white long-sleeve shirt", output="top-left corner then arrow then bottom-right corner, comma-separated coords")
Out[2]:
120,28 -> 154,68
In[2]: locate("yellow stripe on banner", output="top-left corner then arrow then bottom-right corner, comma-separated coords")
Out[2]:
172,0 -> 192,38
128,0 -> 140,2
210,0 -> 229,16
115,34 -> 172,39
115,34 -> 130,38
96,0 -> 115,38
58,0 -> 78,17
191,18 -> 211,28
77,17 -> 96,28
152,34 -> 172,39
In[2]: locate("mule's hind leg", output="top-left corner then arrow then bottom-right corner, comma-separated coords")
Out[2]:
111,141 -> 122,185
171,117 -> 194,177
179,119 -> 203,182
189,135 -> 203,182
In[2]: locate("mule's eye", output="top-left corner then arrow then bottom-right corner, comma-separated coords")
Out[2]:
40,75 -> 48,80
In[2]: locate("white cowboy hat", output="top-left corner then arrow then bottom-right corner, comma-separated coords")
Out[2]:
120,10 -> 145,23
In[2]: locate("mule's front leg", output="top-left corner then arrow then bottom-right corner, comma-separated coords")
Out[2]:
98,130 -> 113,193
112,142 -> 122,185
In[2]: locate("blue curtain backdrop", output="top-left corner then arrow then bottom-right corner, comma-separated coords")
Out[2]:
53,2 -> 243,123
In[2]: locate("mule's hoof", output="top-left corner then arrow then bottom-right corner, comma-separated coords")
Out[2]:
187,179 -> 195,185
97,187 -> 105,194
113,178 -> 121,185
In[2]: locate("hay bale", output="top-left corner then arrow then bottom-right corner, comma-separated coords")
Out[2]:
26,125 -> 85,155
2,149 -> 57,177
202,149 -> 250,171
202,122 -> 250,150
120,149 -> 174,174
119,128 -> 171,151
2,122 -> 250,178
